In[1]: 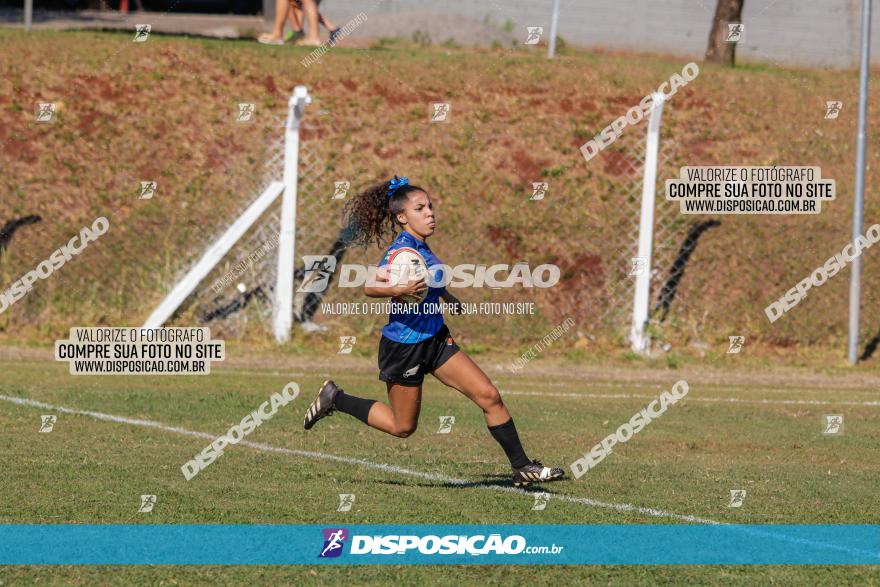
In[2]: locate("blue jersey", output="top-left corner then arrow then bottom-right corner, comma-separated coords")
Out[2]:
378,231 -> 446,344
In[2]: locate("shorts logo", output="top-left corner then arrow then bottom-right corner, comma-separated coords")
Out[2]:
446,336 -> 454,346
402,365 -> 419,378
319,528 -> 348,558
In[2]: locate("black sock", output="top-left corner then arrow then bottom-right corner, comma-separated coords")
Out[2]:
332,391 -> 376,425
488,418 -> 530,469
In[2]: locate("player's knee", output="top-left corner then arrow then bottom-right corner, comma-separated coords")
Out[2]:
480,384 -> 503,410
392,422 -> 418,438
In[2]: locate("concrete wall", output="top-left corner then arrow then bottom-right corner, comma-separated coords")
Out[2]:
316,0 -> 873,69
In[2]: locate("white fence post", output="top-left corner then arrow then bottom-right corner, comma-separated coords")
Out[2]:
548,0 -> 561,57
848,0 -> 872,364
273,86 -> 311,343
142,181 -> 284,329
24,0 -> 32,31
630,92 -> 665,354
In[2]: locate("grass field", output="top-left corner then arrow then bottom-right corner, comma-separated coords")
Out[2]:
1,350 -> 879,583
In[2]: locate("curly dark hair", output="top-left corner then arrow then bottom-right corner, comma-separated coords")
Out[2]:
342,176 -> 426,248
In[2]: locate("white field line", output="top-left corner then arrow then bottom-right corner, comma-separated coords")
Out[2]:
3,393 -> 875,559
0,393 -> 717,524
499,390 -> 880,407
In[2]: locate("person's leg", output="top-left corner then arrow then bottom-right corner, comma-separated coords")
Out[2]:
300,0 -> 322,44
432,351 -> 530,469
334,382 -> 422,438
432,350 -> 509,426
324,12 -> 342,45
271,0 -> 290,37
319,11 -> 337,31
283,5 -> 306,43
287,4 -> 303,32
258,0 -> 290,42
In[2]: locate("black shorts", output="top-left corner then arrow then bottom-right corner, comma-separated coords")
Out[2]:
378,324 -> 460,386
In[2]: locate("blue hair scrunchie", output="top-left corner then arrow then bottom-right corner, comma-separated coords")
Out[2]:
387,176 -> 409,198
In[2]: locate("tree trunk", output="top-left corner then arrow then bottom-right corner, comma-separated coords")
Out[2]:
705,0 -> 745,65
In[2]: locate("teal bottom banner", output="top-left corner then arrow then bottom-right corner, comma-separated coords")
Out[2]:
1,525 -> 878,565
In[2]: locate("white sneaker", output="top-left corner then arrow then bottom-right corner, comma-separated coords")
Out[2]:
257,34 -> 284,46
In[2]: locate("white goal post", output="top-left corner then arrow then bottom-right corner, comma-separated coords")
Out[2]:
143,86 -> 311,344
630,91 -> 665,354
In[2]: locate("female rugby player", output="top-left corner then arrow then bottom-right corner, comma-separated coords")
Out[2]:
302,176 -> 564,487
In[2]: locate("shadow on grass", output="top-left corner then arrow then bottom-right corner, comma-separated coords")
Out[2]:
379,473 -> 568,493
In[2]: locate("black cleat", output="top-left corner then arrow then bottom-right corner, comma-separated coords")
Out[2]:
512,459 -> 565,487
303,380 -> 342,430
